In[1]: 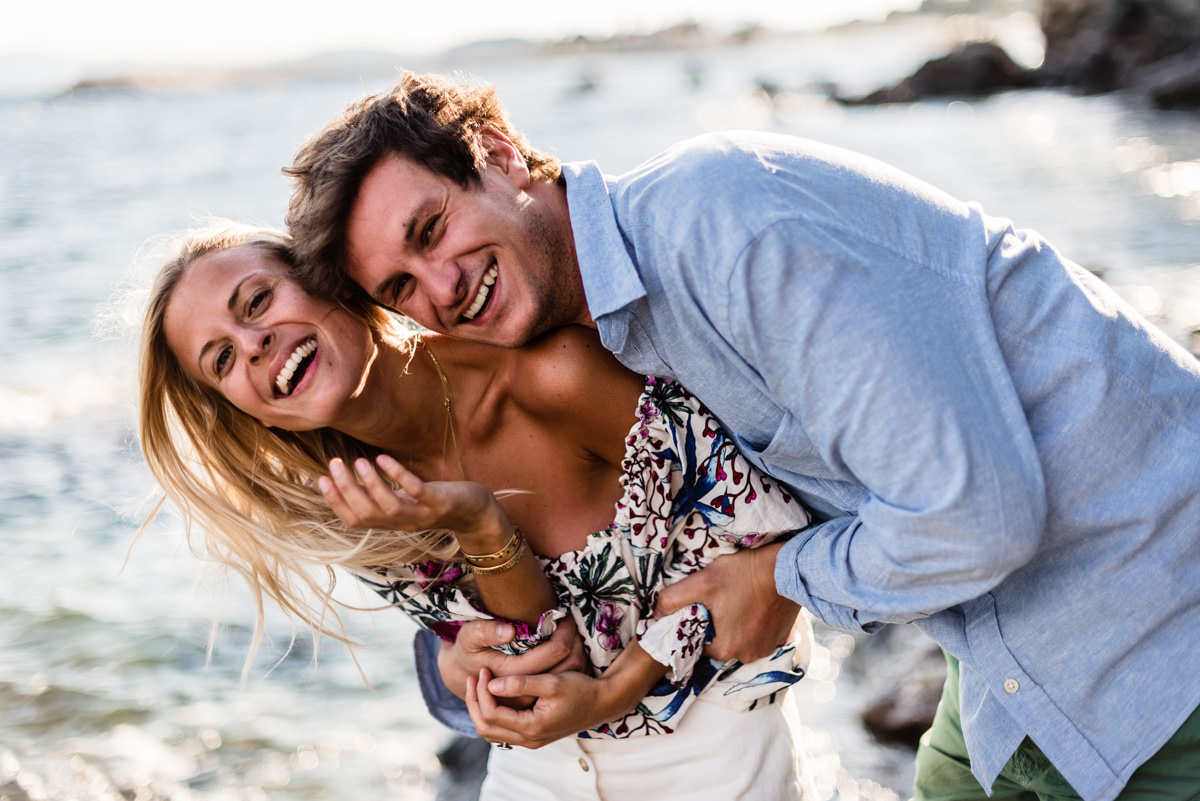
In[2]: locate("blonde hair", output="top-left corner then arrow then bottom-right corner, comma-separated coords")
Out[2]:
137,220 -> 460,671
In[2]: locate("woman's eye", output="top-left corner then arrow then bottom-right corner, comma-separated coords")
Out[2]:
214,346 -> 233,376
247,288 -> 270,315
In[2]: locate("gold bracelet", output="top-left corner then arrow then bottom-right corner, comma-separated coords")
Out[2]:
462,527 -> 523,566
467,538 -> 528,576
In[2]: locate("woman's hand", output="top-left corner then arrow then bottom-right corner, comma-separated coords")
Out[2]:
465,668 -> 622,748
464,643 -> 665,748
323,453 -> 560,631
319,454 -> 505,547
439,618 -> 589,707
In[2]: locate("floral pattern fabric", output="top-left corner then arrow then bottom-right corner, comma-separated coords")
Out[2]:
360,378 -> 812,738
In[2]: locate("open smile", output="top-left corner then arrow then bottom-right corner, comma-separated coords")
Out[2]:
275,338 -> 317,396
462,262 -> 497,322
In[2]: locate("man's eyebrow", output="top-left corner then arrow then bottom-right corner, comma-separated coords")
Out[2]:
372,275 -> 395,301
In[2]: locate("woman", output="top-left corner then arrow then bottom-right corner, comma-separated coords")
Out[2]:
139,220 -> 815,800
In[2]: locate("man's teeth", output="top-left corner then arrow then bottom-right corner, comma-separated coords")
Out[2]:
463,264 -> 497,321
276,339 -> 317,394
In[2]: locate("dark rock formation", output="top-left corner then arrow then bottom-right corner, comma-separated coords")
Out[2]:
851,624 -> 947,749
836,0 -> 1200,110
1039,0 -> 1200,93
433,735 -> 489,801
837,40 -> 1037,105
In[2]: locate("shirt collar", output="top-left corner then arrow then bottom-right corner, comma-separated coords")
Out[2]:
561,161 -> 646,319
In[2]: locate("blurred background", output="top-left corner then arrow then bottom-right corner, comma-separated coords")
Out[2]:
3,0 -> 1199,798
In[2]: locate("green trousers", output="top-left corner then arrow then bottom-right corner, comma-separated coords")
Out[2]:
914,653 -> 1200,801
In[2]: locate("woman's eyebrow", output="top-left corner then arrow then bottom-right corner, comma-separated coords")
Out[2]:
194,273 -> 262,375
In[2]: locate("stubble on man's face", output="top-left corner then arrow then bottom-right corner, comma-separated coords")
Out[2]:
509,203 -> 587,347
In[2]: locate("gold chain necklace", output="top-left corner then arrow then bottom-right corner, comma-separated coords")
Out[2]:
418,337 -> 467,480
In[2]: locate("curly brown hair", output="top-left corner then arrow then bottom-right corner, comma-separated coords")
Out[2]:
284,71 -> 560,304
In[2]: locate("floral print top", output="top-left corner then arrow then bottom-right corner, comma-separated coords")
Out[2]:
359,378 -> 812,738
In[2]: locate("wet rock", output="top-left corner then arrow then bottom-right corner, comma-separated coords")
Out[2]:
434,735 -> 489,801
853,625 -> 946,750
836,0 -> 1200,110
1039,0 -> 1200,94
1140,46 -> 1200,108
836,41 -> 1035,105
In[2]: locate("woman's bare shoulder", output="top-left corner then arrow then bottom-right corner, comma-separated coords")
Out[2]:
515,326 -> 643,410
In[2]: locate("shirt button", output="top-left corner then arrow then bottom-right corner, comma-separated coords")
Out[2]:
1004,678 -> 1020,694
578,757 -> 591,772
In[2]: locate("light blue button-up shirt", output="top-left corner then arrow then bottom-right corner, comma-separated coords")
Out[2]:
562,131 -> 1200,801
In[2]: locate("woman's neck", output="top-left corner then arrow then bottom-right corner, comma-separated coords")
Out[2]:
336,334 -> 503,479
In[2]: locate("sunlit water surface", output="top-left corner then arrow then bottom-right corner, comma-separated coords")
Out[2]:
2,13 -> 1198,800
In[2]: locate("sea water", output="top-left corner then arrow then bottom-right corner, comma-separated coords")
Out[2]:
2,12 -> 1199,800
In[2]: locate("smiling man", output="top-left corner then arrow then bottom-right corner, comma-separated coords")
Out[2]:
285,71 -> 1200,801
340,143 -> 584,346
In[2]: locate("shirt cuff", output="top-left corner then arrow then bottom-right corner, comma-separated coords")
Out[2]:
637,603 -> 712,683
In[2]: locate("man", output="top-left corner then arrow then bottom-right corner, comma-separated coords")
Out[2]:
285,72 -> 1200,801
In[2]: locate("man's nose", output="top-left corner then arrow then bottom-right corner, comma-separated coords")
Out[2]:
419,259 -> 465,309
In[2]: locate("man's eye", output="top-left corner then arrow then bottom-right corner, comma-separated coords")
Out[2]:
390,275 -> 413,305
420,216 -> 439,246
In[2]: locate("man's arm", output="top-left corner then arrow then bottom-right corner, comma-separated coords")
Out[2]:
717,217 -> 1049,629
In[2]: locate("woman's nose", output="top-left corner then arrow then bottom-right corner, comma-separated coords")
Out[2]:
243,330 -> 272,363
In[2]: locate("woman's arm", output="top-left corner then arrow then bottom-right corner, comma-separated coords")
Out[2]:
322,454 -> 558,628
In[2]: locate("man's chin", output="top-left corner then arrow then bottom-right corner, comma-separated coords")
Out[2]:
469,314 -> 549,349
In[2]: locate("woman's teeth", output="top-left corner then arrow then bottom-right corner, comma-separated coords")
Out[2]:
463,263 -> 497,321
276,339 -> 317,395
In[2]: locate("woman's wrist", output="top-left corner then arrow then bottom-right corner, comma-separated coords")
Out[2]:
596,642 -> 666,719
462,526 -> 526,574
455,508 -> 516,557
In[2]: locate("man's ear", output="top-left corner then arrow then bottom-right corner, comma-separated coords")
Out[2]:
479,126 -> 530,188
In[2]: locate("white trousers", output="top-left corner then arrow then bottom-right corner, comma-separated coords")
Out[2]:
479,693 -> 815,801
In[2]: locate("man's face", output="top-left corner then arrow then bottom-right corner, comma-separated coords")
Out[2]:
344,137 -> 586,348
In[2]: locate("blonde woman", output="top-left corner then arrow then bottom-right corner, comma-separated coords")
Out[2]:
138,220 -> 816,800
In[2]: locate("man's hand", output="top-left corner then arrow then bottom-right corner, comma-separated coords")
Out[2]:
438,617 -> 587,708
654,542 -> 800,662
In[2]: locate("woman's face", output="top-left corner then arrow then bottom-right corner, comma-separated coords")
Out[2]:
163,245 -> 377,431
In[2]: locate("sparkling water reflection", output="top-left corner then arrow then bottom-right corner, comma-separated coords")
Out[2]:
2,13 -> 1198,799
